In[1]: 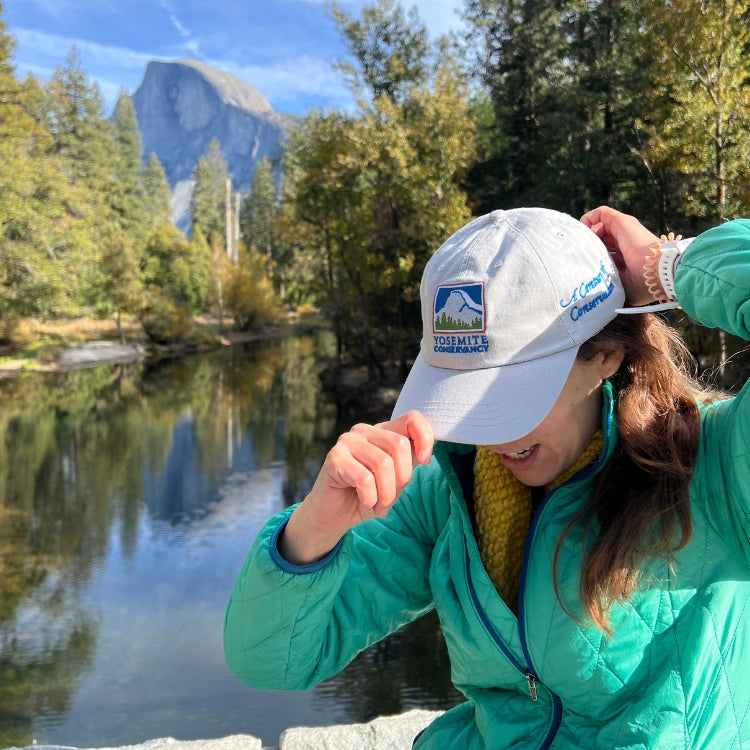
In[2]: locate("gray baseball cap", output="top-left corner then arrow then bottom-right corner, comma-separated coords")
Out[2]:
392,207 -> 627,444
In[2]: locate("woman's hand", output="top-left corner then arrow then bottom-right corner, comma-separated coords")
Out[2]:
278,410 -> 434,565
581,206 -> 661,307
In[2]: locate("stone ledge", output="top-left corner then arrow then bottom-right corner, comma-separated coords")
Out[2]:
9,709 -> 442,750
57,341 -> 146,369
278,709 -> 440,749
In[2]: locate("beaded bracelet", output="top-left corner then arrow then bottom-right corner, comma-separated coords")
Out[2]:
642,232 -> 684,303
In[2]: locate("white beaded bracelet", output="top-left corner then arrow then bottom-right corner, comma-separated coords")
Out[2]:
642,234 -> 693,303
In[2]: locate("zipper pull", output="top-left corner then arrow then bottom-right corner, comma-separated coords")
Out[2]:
526,672 -> 539,701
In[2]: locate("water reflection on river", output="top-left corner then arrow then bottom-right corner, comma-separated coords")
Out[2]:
0,334 -> 460,748
1,317 -> 748,748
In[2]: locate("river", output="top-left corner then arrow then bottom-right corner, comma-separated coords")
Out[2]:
1,319 -> 747,748
0,334 -> 460,748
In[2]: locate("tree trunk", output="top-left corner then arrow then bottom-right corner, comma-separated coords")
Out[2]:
117,309 -> 125,345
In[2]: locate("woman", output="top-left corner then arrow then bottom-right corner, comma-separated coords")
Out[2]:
224,206 -> 750,748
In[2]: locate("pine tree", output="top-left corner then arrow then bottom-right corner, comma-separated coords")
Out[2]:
558,0 -> 650,217
44,48 -> 120,311
142,152 -> 173,230
0,7 -> 69,335
190,222 -> 212,313
463,0 -> 649,217
240,157 -> 277,278
46,48 -> 114,195
96,222 -> 142,343
463,0 -> 569,206
110,92 -> 149,255
190,138 -> 229,243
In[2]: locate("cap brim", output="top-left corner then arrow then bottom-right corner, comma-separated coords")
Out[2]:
391,347 -> 579,445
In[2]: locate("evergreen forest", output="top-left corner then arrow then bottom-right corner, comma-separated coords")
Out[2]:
1,0 -> 749,379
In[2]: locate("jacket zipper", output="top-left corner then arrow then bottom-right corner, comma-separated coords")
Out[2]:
516,486 -> 564,744
463,543 -> 533,686
462,446 -> 612,742
516,403 -> 614,743
464,542 -> 560,749
526,672 -> 539,701
457,383 -> 617,748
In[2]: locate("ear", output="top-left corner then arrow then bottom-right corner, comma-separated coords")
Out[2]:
597,345 -> 625,380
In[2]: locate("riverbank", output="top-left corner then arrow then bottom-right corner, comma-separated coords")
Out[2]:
0,314 -> 303,377
0,315 -> 405,418
10,710 -> 442,750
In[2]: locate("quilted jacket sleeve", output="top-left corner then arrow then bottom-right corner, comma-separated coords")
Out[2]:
222,458 -> 447,690
675,219 -> 750,562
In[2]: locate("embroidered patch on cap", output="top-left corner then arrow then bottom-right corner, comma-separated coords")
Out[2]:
433,282 -> 485,333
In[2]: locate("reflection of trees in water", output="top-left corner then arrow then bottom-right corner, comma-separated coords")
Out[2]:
0,333 -> 345,744
0,334 -> 338,621
0,581 -> 98,746
0,365 -> 147,745
0,365 -> 138,618
312,611 -> 463,724
280,334 -> 339,506
0,324 -> 745,745
188,342 -> 287,481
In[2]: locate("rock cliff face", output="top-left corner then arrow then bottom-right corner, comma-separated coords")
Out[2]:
132,59 -> 295,232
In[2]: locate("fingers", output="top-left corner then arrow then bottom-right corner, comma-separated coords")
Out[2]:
580,206 -> 629,248
375,410 -> 435,466
580,205 -> 626,230
345,427 -> 412,511
325,412 -> 434,518
581,206 -> 657,251
581,206 -> 661,307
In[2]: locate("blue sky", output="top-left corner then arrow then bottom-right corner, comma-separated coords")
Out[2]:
4,0 -> 466,117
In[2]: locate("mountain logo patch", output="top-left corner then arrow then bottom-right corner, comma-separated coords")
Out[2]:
433,282 -> 485,333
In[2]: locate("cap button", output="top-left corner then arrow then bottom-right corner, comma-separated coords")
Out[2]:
488,210 -> 505,223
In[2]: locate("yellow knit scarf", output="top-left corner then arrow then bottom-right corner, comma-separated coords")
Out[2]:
474,430 -> 603,612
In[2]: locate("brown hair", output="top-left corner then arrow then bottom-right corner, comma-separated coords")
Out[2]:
554,313 -> 721,634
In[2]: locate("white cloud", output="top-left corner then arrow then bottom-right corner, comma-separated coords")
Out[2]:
14,28 -> 154,71
12,28 -> 162,110
10,59 -> 56,81
158,0 -> 191,40
13,26 -> 350,114
217,55 -> 351,110
157,0 -> 204,58
168,12 -> 191,38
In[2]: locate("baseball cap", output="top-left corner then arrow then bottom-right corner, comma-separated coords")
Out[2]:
391,207 -> 627,445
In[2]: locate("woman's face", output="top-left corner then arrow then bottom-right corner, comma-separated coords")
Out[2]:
486,350 -> 623,488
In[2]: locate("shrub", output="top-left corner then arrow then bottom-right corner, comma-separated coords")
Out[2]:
1,318 -> 38,351
141,293 -> 193,344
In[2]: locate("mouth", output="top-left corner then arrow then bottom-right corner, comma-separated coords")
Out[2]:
504,446 -> 535,459
497,443 -> 540,472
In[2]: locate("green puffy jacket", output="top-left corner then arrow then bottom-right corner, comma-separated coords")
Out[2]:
224,219 -> 750,749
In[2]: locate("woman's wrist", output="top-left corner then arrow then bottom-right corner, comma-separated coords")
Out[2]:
277,504 -> 346,566
642,233 -> 689,303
